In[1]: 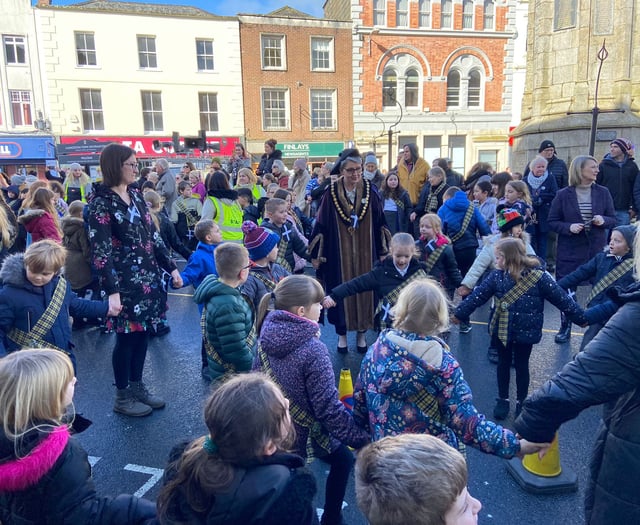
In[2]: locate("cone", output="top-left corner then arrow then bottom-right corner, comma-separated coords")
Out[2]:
522,433 -> 561,477
338,368 -> 354,413
506,432 -> 577,494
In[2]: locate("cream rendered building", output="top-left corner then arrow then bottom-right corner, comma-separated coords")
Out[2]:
34,0 -> 244,159
511,0 -> 640,169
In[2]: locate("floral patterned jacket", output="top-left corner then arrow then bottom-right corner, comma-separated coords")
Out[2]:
88,185 -> 176,332
353,329 -> 520,458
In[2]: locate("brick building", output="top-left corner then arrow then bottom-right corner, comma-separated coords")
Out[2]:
324,0 -> 516,175
239,8 -> 353,165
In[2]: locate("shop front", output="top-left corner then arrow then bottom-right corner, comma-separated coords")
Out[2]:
0,134 -> 56,178
279,141 -> 344,168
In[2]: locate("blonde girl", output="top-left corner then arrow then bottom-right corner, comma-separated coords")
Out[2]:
0,348 -> 155,523
354,278 -> 543,458
254,275 -> 369,525
455,237 -> 586,419
17,187 -> 62,243
49,181 -> 69,218
235,167 -> 266,202
63,163 -> 92,203
157,373 -> 317,524
504,180 -> 532,222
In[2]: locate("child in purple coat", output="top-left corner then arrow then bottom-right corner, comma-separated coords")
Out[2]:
253,275 -> 369,525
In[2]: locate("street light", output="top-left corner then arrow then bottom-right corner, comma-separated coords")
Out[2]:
383,87 -> 403,172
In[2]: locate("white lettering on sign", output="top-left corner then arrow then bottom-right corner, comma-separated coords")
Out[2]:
132,141 -> 146,154
124,464 -> 165,497
0,145 -> 11,155
283,143 -> 310,152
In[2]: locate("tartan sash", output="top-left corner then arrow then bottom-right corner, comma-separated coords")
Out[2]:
250,270 -> 278,291
489,270 -> 544,346
449,204 -> 474,243
374,269 -> 429,329
423,245 -> 446,273
258,346 -> 332,462
393,197 -> 405,210
276,237 -> 292,273
8,277 -> 70,355
425,183 -> 445,213
200,308 -> 234,374
586,259 -> 634,304
175,198 -> 199,228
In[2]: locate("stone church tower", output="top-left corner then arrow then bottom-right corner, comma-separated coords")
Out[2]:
511,0 -> 640,170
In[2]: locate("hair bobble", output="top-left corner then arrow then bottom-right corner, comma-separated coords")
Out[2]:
270,291 -> 276,300
203,436 -> 218,455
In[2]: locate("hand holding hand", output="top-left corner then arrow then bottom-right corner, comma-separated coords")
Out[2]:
107,293 -> 123,317
322,296 -> 337,309
171,270 -> 183,289
457,285 -> 472,297
517,439 -> 552,459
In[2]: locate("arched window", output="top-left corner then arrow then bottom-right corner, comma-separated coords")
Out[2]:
382,69 -> 398,107
419,0 -> 431,28
463,0 -> 474,29
484,0 -> 495,30
441,0 -> 453,28
405,69 -> 419,107
446,70 -> 460,107
468,69 -> 481,107
396,0 -> 409,27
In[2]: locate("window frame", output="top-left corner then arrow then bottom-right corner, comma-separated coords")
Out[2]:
467,69 -> 482,107
396,0 -> 409,27
3,35 -> 27,65
310,89 -> 337,131
196,39 -> 215,71
382,69 -> 398,108
261,88 -> 290,131
10,90 -> 32,126
418,0 -> 431,28
310,36 -> 334,72
373,0 -> 387,26
79,88 -> 104,131
198,92 -> 219,132
74,31 -> 97,67
441,0 -> 453,29
463,0 -> 474,29
261,34 -> 286,70
483,0 -> 495,30
404,69 -> 420,108
137,35 -> 158,69
140,90 -> 163,133
446,70 -> 461,108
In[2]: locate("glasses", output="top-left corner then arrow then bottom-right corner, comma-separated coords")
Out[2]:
343,167 -> 363,175
123,162 -> 138,169
242,263 -> 252,270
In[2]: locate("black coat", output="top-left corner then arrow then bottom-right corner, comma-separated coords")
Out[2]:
0,426 -> 156,524
515,282 -> 640,524
158,445 -> 317,525
256,150 -> 282,178
597,154 -> 640,211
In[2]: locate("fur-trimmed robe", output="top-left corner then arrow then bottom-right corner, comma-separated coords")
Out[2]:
309,177 -> 390,331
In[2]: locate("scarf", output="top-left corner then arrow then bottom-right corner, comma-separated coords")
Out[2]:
527,172 -> 548,190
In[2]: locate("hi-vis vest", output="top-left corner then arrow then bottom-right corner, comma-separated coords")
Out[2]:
210,196 -> 243,242
64,182 -> 87,203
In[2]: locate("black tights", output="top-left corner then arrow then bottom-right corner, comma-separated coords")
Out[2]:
494,337 -> 533,401
320,444 -> 354,525
113,331 -> 149,389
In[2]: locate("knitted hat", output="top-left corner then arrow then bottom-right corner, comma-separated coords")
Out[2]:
69,162 -> 82,171
364,153 -> 378,166
10,174 -> 26,186
496,208 -> 525,232
1,185 -> 19,196
538,140 -> 555,153
613,224 -> 637,251
610,138 -> 632,156
242,221 -> 279,261
293,158 -> 307,171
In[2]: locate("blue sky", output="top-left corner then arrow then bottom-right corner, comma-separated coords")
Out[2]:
45,0 -> 325,17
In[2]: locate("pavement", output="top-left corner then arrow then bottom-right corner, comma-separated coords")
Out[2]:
70,284 -> 599,524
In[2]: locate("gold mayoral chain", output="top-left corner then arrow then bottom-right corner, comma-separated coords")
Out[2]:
330,179 -> 371,234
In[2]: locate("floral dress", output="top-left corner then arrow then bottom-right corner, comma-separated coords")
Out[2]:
88,185 -> 176,333
353,329 -> 520,457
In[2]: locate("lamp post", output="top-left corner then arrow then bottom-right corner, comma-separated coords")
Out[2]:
383,87 -> 403,172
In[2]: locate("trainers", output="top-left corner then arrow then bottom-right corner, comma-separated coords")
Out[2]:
487,346 -> 499,364
129,381 -> 165,409
459,322 -> 472,334
493,398 -> 510,420
114,388 -> 152,417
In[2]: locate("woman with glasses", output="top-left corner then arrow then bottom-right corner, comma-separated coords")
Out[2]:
309,148 -> 391,354
88,144 -> 183,417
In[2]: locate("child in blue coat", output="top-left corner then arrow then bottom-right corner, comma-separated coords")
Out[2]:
454,237 -> 585,420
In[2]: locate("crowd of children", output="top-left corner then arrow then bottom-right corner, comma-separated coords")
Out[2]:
1,146 -> 639,524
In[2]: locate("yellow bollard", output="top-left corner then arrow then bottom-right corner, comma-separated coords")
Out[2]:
338,368 -> 354,413
522,433 -> 562,477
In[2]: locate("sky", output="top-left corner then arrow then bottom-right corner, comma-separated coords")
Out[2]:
46,0 -> 326,18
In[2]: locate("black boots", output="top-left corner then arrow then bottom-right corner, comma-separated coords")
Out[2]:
554,312 -> 571,344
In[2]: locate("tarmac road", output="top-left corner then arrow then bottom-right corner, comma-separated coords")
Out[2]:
70,285 -> 599,524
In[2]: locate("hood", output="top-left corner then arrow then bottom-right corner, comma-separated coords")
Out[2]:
443,190 -> 470,212
207,188 -> 238,200
370,330 -> 448,399
17,208 -> 46,225
193,275 -> 236,304
0,426 -> 70,492
0,253 -> 29,288
260,310 -> 320,358
61,215 -> 85,236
